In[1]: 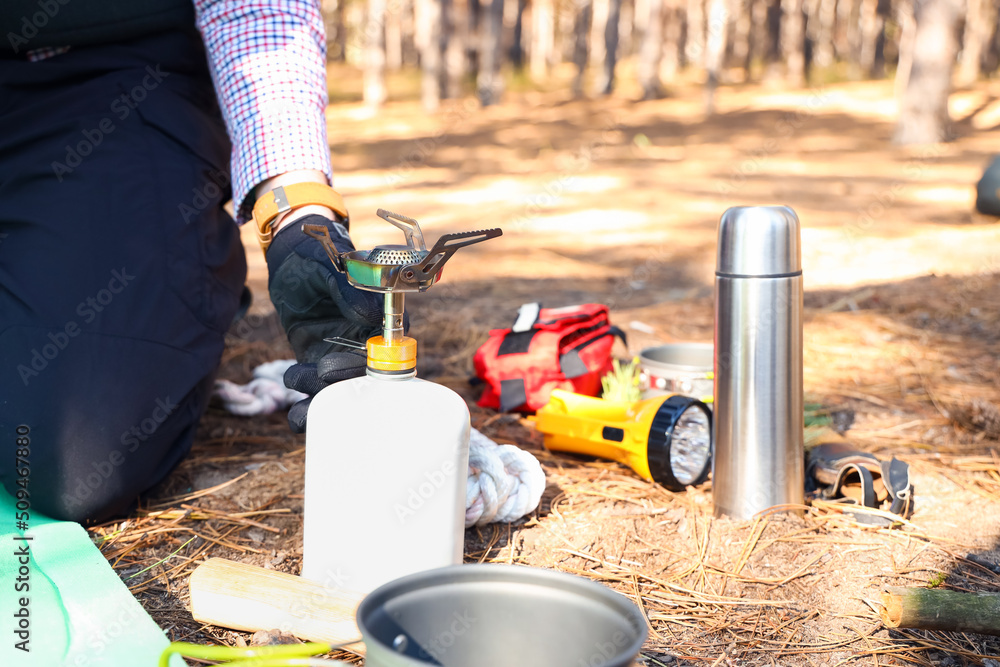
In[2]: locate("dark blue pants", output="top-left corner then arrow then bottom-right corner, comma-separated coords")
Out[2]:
0,29 -> 247,523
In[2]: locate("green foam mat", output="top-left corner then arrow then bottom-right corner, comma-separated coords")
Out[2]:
0,488 -> 185,666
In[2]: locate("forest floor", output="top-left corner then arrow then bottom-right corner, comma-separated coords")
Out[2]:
93,71 -> 1000,665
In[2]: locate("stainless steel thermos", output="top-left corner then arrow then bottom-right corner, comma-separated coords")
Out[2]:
712,206 -> 804,519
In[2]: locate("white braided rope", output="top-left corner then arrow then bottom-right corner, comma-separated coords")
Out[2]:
213,360 -> 307,416
215,361 -> 546,525
466,428 -> 546,527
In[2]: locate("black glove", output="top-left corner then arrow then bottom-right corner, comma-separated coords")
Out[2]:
267,214 -> 383,433
267,214 -> 384,363
282,352 -> 369,433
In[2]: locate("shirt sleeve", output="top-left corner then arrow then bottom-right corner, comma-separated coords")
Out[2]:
194,0 -> 334,223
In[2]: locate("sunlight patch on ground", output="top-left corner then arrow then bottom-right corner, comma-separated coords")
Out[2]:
794,134 -> 870,153
950,91 -> 991,121
433,175 -> 623,206
820,91 -> 897,121
751,159 -> 812,175
334,172 -> 394,191
521,208 -> 648,232
682,199 -> 732,216
461,248 -> 625,279
904,185 -> 975,206
739,82 -> 899,121
971,99 -> 1000,130
630,146 -> 687,162
341,104 -> 413,126
744,82 -> 894,120
802,225 -> 1000,289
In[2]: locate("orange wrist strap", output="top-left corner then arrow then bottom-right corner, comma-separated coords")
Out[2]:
252,182 -> 349,254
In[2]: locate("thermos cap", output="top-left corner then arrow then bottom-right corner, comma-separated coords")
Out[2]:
716,206 -> 802,277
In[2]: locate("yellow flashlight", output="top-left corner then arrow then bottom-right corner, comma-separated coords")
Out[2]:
534,389 -> 713,491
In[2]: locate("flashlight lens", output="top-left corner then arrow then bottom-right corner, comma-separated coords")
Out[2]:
670,406 -> 711,485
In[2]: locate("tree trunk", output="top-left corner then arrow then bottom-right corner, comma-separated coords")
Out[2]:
478,0 -> 505,104
781,0 -> 805,85
415,0 -> 429,59
846,0 -> 862,68
766,0 -> 782,63
508,0 -> 528,69
661,0 -> 683,80
364,0 -> 388,107
530,0 -> 554,79
871,0 -> 891,78
439,0 -> 453,96
596,0 -> 622,94
334,0 -> 349,61
858,0 -> 886,77
732,0 -> 754,77
677,0 -> 689,68
638,0 -> 666,98
385,0 -> 403,69
957,0 -> 991,86
894,0 -> 962,144
619,0 -> 634,59
344,1 -> 364,65
591,0 -> 609,65
468,0 -> 482,77
572,0 -> 594,96
704,0 -> 729,111
986,11 -> 1000,75
685,0 -> 705,65
417,0 -> 445,111
446,0 -> 465,97
747,0 -> 770,78
833,0 -> 853,60
893,0 -> 914,100
402,0 -> 419,66
809,0 -> 835,68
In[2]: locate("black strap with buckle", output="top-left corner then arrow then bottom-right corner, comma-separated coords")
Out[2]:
808,441 -> 914,525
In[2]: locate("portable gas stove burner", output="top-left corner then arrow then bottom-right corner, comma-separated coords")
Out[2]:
305,209 -> 502,357
305,209 -> 501,294
365,246 -> 426,265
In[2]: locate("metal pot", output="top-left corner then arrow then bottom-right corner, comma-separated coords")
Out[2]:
357,564 -> 648,667
638,343 -> 714,402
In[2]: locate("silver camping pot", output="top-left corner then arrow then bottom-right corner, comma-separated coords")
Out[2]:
638,342 -> 714,402
357,563 -> 648,667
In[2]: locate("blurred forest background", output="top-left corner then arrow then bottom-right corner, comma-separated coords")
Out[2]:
319,0 -> 998,144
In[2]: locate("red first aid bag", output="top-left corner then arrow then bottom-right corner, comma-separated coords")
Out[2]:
473,303 -> 626,413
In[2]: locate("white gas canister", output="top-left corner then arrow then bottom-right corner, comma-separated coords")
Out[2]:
301,372 -> 471,597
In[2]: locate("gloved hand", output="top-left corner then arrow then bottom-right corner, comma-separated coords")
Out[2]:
266,214 -> 384,432
267,214 -> 384,362
282,352 -> 369,432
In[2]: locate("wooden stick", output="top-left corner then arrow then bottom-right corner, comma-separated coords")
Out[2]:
881,586 -> 1000,636
189,558 -> 365,653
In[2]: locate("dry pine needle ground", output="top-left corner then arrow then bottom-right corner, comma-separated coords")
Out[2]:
82,268 -> 1000,667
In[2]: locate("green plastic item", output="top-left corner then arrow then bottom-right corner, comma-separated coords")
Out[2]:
0,488 -> 186,667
